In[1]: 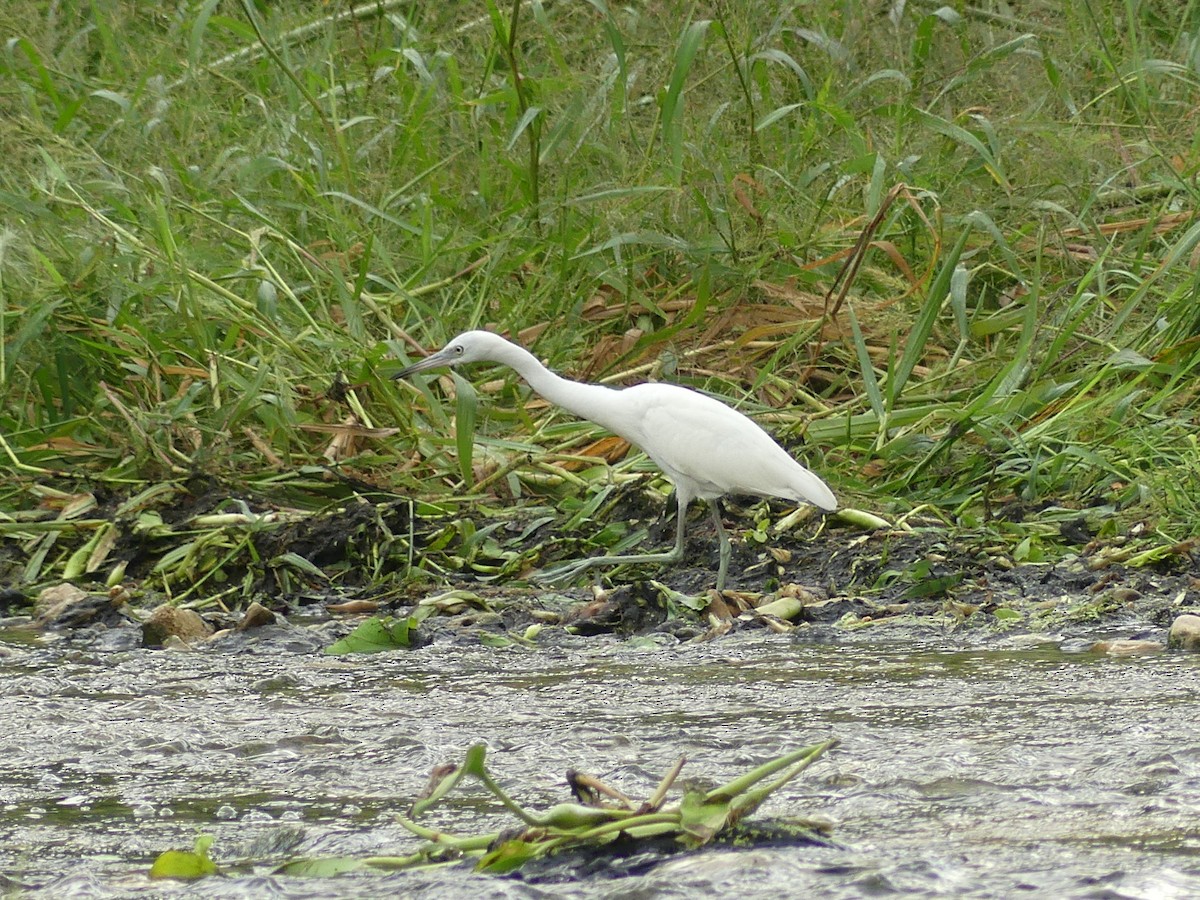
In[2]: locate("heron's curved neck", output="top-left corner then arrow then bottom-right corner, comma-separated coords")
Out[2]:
497,342 -> 631,438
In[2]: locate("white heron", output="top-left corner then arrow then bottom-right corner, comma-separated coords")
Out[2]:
393,330 -> 836,591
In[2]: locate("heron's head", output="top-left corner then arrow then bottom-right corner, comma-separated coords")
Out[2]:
391,331 -> 508,379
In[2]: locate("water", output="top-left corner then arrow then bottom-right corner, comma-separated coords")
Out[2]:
2,627 -> 1199,898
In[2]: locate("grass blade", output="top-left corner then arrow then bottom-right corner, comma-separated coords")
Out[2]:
662,19 -> 711,184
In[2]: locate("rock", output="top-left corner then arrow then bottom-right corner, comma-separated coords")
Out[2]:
789,595 -> 876,624
34,583 -> 88,620
236,601 -> 277,632
34,583 -> 129,631
0,587 -> 27,616
1002,633 -> 1062,650
326,599 -> 380,615
1168,614 -> 1200,651
142,605 -> 213,647
1090,639 -> 1164,657
564,583 -> 669,635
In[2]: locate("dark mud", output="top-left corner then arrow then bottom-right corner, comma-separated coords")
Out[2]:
4,477 -> 1198,654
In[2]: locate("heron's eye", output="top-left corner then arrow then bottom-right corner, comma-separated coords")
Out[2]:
454,346 -> 464,355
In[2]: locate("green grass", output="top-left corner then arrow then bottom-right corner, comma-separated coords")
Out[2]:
2,0 -> 1199,593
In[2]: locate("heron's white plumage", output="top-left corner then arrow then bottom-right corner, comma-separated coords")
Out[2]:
393,330 -> 836,589
620,383 -> 836,509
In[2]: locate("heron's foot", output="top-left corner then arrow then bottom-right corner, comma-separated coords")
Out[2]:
534,557 -> 601,585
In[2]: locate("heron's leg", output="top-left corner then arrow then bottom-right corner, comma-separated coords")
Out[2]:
710,501 -> 730,592
537,493 -> 690,584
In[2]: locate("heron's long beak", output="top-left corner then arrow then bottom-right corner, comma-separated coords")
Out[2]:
391,349 -> 454,380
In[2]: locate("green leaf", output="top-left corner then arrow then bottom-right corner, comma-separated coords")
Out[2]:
270,552 -> 328,580
845,302 -> 885,432
581,0 -> 628,116
651,580 -> 707,613
461,743 -> 489,778
930,34 -> 1034,107
506,106 -> 543,152
6,296 -> 63,369
754,101 -> 805,132
188,0 -> 224,68
12,37 -> 63,110
677,789 -> 730,848
476,839 -> 539,873
149,834 -> 218,881
1125,543 -> 1184,567
324,616 -> 421,655
914,109 -> 1009,189
887,224 -> 971,404
662,20 -> 712,183
276,856 -> 367,877
901,572 -> 963,598
534,802 -> 629,829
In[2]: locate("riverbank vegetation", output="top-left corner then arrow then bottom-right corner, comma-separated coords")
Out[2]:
2,1 -> 1198,603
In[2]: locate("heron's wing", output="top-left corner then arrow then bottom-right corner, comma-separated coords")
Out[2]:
623,384 -> 833,508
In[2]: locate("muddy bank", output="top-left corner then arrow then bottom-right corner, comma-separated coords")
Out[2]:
3,478 -> 1199,652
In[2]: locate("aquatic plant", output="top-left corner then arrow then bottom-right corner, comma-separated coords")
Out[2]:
150,739 -> 838,880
